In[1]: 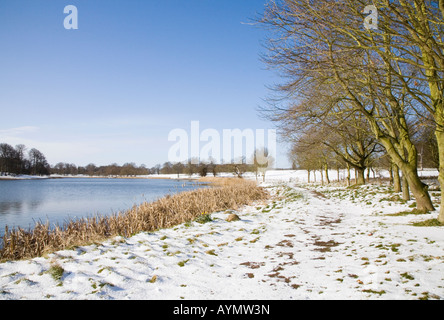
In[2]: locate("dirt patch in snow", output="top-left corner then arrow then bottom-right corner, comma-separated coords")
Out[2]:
240,261 -> 265,269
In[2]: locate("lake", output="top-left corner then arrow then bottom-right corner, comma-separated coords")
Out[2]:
0,177 -> 205,236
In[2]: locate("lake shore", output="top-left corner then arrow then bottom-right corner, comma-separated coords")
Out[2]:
0,175 -> 55,180
0,177 -> 267,262
0,173 -> 234,181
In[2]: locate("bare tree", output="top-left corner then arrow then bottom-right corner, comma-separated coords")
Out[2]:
258,0 -> 439,212
28,148 -> 49,176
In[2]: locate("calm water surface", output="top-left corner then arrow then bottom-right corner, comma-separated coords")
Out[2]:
0,178 -> 205,235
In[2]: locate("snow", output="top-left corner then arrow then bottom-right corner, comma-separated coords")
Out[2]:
0,170 -> 443,300
0,175 -> 50,180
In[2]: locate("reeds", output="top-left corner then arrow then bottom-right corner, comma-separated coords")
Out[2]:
197,176 -> 244,186
0,179 -> 268,262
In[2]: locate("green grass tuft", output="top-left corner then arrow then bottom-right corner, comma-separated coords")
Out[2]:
48,263 -> 64,283
412,219 -> 444,227
387,209 -> 430,216
195,213 -> 213,224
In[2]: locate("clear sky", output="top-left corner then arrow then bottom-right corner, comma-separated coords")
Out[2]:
0,0 -> 289,168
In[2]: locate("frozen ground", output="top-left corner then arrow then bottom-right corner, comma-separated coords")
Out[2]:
0,171 -> 443,300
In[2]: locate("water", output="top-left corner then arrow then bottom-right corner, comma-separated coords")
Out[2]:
0,178 -> 205,236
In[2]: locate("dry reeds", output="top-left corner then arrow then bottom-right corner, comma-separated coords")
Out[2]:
198,176 -> 244,186
0,178 -> 268,262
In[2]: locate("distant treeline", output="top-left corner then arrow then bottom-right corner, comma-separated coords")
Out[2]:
52,160 -> 258,178
150,160 -> 258,178
51,162 -> 149,176
1,142 -> 264,177
0,143 -> 50,176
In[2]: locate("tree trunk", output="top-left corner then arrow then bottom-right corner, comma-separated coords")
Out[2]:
307,169 -> 311,183
356,168 -> 365,185
392,163 -> 401,193
402,165 -> 434,212
435,129 -> 444,223
402,175 -> 410,201
346,163 -> 351,186
324,164 -> 330,184
384,143 -> 433,212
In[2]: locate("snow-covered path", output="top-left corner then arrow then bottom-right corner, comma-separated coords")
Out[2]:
0,183 -> 443,300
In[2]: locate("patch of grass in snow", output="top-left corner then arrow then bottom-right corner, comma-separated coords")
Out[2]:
400,272 -> 415,281
261,203 -> 277,213
195,212 -> 213,224
412,219 -> 444,227
166,250 -> 181,256
379,194 -> 407,204
362,289 -> 386,296
419,292 -> 441,300
14,278 -> 37,286
205,249 -> 217,256
90,280 -> 114,292
178,259 -> 189,267
48,262 -> 64,284
97,266 -> 112,274
374,243 -> 401,252
250,237 -> 260,243
281,188 -> 304,202
387,209 -> 431,216
184,221 -> 193,228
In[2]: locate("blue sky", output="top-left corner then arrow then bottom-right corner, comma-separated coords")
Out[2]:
0,0 -> 289,168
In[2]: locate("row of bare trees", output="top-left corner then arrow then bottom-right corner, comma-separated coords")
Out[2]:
156,148 -> 275,181
50,162 -> 150,177
0,143 -> 49,176
258,0 -> 443,222
50,147 -> 275,180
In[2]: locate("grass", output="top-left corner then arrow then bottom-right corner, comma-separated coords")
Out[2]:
379,194 -> 407,204
412,219 -> 444,227
178,259 -> 189,267
400,272 -> 415,281
0,178 -> 268,262
362,289 -> 386,296
387,209 -> 430,216
48,262 -> 64,283
195,212 -> 213,224
205,249 -> 217,256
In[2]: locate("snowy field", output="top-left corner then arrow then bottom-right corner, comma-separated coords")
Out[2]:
0,170 -> 443,300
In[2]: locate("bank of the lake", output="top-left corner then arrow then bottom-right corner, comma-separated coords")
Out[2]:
0,178 -> 267,261
0,177 -> 207,239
